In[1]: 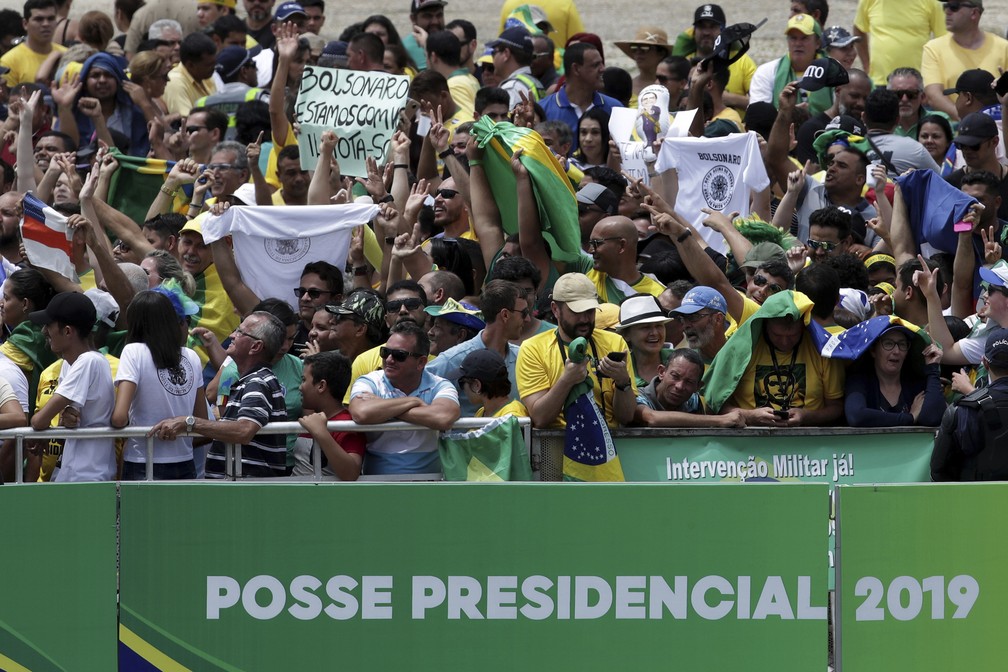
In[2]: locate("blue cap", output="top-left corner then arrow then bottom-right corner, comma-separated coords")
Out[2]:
672,286 -> 727,315
986,327 -> 1008,368
487,26 -> 534,56
275,1 -> 306,20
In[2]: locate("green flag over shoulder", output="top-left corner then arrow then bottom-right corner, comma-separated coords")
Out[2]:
106,150 -> 183,225
439,415 -> 533,481
470,117 -> 582,263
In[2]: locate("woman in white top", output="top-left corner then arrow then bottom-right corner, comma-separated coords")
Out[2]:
112,287 -> 207,480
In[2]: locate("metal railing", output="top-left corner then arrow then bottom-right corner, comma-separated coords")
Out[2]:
0,417 -> 533,483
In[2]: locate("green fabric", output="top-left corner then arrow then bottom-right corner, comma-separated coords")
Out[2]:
6,322 -> 55,414
105,150 -> 178,225
672,28 -> 696,57
439,415 -> 532,481
702,290 -> 814,412
564,335 -> 593,408
811,129 -> 873,169
772,55 -> 833,118
471,117 -> 581,264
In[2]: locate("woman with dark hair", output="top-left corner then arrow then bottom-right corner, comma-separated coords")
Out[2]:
0,268 -> 56,414
362,15 -> 404,46
112,286 -> 206,479
429,238 -> 475,296
917,114 -> 955,177
571,107 -> 611,170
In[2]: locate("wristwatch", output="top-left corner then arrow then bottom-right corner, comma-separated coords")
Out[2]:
615,381 -> 632,392
185,415 -> 196,433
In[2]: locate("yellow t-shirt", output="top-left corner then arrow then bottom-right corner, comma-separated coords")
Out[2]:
725,291 -> 761,338
271,189 -> 287,206
516,327 -> 636,428
343,343 -> 385,405
572,255 -> 666,304
476,399 -> 530,418
448,73 -> 480,118
188,263 -> 240,368
921,32 -> 1008,93
728,332 -> 844,411
855,0 -> 946,86
499,0 -> 585,46
0,42 -> 66,87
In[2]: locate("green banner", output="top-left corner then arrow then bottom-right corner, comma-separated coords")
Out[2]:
0,484 -> 118,671
614,430 -> 934,589
837,484 -> 1006,670
120,483 -> 828,671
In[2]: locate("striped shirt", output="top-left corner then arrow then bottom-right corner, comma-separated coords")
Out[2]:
206,366 -> 288,478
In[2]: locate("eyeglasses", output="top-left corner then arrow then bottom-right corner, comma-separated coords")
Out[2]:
629,45 -> 652,53
587,236 -> 623,251
806,239 -> 838,252
508,306 -> 531,319
482,64 -> 495,74
578,203 -> 605,216
235,327 -> 262,341
380,346 -> 422,362
753,273 -> 784,294
294,287 -> 332,299
672,311 -> 715,324
878,339 -> 910,352
955,141 -> 982,152
387,297 -> 424,312
943,2 -> 975,11
185,125 -> 206,134
891,89 -> 921,100
532,51 -> 552,59
435,188 -> 459,199
113,240 -> 131,253
207,163 -> 236,171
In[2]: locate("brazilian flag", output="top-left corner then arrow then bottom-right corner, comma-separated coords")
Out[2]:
105,150 -> 187,225
439,415 -> 533,481
470,118 -> 582,263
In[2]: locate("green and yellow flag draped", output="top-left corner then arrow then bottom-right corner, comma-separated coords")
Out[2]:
471,118 -> 582,263
105,150 -> 183,225
439,415 -> 533,481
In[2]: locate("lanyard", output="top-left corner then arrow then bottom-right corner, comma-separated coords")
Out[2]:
765,332 -> 801,410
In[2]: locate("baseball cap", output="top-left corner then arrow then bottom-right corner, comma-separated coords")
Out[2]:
699,19 -> 764,71
326,290 -> 386,333
552,273 -> 600,313
411,0 -> 446,12
29,291 -> 98,335
740,242 -> 786,269
453,349 -> 509,383
198,0 -> 237,7
955,112 -> 998,146
615,295 -> 672,330
985,327 -> 1008,368
274,1 -> 306,21
487,26 -> 535,57
822,25 -> 859,49
796,57 -> 849,92
694,3 -> 726,26
943,69 -> 995,97
596,302 -> 621,329
671,286 -> 728,316
818,114 -> 866,137
84,289 -> 120,329
980,264 -> 1008,289
216,45 -> 252,80
424,298 -> 486,331
527,5 -> 554,32
179,211 -> 207,237
786,13 -> 823,37
576,183 -> 619,215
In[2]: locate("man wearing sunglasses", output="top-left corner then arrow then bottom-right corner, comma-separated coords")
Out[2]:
431,178 -> 475,240
922,0 -> 1008,120
349,321 -> 460,475
946,113 -> 1008,222
670,287 -> 729,365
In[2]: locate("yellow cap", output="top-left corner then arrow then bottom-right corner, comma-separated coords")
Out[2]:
197,0 -> 238,9
785,14 -> 822,37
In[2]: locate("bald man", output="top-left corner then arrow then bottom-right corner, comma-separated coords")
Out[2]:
566,216 -> 666,304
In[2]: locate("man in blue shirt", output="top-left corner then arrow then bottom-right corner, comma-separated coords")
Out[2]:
540,42 -> 623,154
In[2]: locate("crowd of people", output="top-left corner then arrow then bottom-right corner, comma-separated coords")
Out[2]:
0,0 -> 1006,482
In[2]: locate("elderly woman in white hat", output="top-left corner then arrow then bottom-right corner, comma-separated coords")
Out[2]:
614,26 -> 671,105
615,294 -> 674,387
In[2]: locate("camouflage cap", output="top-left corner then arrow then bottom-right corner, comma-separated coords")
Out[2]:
326,289 -> 386,333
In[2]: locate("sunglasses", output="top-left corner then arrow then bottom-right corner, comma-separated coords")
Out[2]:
578,202 -> 605,216
380,346 -> 422,362
435,188 -> 459,199
672,311 -> 715,324
943,2 -> 975,11
629,45 -> 652,53
386,297 -> 424,312
294,287 -> 331,299
753,273 -> 784,294
806,239 -> 838,252
587,236 -> 623,251
113,239 -> 131,253
955,141 -> 982,152
184,125 -> 205,134
891,89 -> 920,100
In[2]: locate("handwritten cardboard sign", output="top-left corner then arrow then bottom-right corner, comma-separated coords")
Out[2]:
294,65 -> 410,177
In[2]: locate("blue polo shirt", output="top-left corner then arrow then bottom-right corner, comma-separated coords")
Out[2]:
540,87 -> 623,154
425,330 -> 520,417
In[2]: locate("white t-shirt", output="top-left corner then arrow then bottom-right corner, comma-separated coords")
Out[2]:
115,344 -> 201,464
656,131 -> 770,254
0,353 -> 29,413
53,351 -> 115,482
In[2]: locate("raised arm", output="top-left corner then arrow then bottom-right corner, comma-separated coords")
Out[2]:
210,235 -> 261,317
766,82 -> 800,191
51,74 -> 82,147
14,90 -> 42,193
307,130 -> 338,206
465,137 -> 505,271
514,148 -> 554,285
270,23 -> 300,147
889,180 -> 917,266
146,158 -> 199,221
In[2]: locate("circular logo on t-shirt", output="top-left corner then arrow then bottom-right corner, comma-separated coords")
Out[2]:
158,357 -> 195,397
264,238 -> 311,264
702,165 -> 734,210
